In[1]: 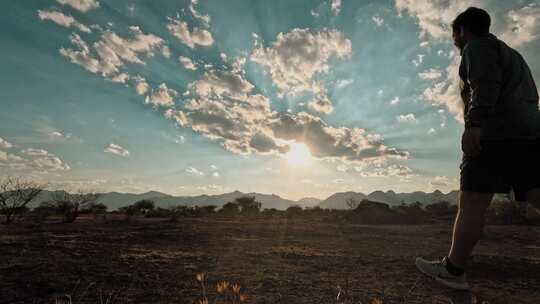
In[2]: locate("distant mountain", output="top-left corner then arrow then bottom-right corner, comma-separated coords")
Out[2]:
24,189 -> 458,211
318,190 -> 459,209
26,189 -> 297,211
318,191 -> 368,209
296,197 -> 322,207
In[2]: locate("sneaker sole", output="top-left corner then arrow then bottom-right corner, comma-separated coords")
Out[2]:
415,260 -> 470,291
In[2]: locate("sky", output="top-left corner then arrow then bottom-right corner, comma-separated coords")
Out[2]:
1,0 -> 539,200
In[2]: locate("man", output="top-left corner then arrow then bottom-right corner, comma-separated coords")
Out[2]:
415,7 -> 540,290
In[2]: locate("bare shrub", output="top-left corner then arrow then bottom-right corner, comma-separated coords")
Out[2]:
0,176 -> 44,224
51,190 -> 101,223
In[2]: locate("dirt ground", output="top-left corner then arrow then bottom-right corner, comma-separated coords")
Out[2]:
1,215 -> 539,304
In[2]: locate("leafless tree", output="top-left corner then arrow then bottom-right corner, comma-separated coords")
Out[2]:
0,176 -> 44,224
51,189 -> 101,223
346,197 -> 358,210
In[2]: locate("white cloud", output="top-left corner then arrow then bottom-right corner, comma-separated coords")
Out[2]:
359,164 -> 415,179
56,0 -> 100,13
132,75 -> 149,95
37,9 -> 91,33
175,135 -> 186,144
189,0 -> 211,26
110,72 -> 129,83
336,78 -> 354,89
500,4 -> 540,47
372,15 -> 384,27
430,175 -> 451,187
21,148 -> 70,171
186,166 -> 205,176
395,0 -> 476,40
251,28 -> 352,97
161,45 -> 171,58
210,164 -> 217,169
145,83 -> 178,108
166,66 -> 408,163
179,56 -> 198,70
308,91 -> 334,114
196,184 -> 224,192
0,137 -> 13,149
104,143 -> 130,157
331,0 -> 342,15
412,54 -> 425,67
397,113 -> 417,123
427,127 -> 436,134
418,68 -> 443,80
212,172 -> 220,177
167,16 -> 214,48
60,27 -> 167,81
421,55 -> 464,122
390,96 -> 400,105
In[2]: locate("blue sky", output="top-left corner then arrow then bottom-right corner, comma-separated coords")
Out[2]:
1,0 -> 539,200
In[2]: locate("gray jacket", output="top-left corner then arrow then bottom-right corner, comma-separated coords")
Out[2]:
459,33 -> 540,140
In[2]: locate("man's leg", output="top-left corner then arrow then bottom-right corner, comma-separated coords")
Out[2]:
527,188 -> 540,211
448,191 -> 494,269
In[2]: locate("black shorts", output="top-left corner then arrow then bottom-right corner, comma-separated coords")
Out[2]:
460,138 -> 540,201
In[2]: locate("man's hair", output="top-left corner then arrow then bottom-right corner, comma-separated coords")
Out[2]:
452,7 -> 491,35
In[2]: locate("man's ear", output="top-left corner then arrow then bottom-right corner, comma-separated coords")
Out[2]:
459,27 -> 465,39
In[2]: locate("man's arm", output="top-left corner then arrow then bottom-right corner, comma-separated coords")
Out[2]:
463,39 -> 502,128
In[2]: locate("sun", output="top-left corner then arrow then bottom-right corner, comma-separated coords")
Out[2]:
283,142 -> 314,167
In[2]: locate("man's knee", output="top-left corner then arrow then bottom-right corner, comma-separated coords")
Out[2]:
459,191 -> 493,213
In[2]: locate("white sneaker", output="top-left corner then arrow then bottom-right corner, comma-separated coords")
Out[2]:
415,257 -> 470,290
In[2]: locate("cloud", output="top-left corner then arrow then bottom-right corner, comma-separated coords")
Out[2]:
359,164 -> 415,179
167,16 -> 214,48
212,172 -> 220,177
0,137 -> 13,149
335,78 -> 354,89
50,131 -> 72,139
390,96 -> 400,105
430,175 -> 451,187
56,0 -> 100,13
186,166 -> 205,176
210,164 -> 217,169
132,75 -> 149,95
166,66 -> 408,164
21,148 -> 70,171
412,54 -> 425,67
397,113 -> 417,123
145,83 -> 178,108
395,0 -> 476,40
418,68 -> 443,80
251,28 -> 352,97
179,56 -> 198,70
308,91 -> 334,114
195,184 -> 224,192
37,9 -> 91,33
60,27 -> 167,81
104,143 -> 130,157
372,15 -> 384,27
500,4 -> 540,47
331,0 -> 342,15
421,55 -> 464,121
427,127 -> 436,134
189,0 -> 211,26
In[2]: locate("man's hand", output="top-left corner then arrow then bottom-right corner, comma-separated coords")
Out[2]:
461,127 -> 482,157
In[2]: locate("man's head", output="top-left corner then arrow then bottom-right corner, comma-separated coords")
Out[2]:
451,7 -> 491,52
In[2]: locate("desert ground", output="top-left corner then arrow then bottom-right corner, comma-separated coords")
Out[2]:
1,215 -> 539,304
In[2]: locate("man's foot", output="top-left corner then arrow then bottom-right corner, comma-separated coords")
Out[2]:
415,257 -> 470,290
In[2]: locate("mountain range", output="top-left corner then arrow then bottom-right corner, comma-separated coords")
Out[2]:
28,189 -> 459,211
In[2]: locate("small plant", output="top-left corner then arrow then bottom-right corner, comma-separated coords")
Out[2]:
194,272 -> 248,304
